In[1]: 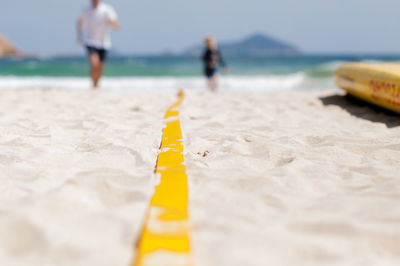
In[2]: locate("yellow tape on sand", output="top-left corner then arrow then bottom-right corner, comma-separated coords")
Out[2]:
133,90 -> 194,266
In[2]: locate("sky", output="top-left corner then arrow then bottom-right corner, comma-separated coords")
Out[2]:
1,0 -> 400,55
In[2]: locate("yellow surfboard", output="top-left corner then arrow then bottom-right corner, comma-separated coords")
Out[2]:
335,63 -> 400,113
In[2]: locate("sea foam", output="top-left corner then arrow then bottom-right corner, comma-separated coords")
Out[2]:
0,74 -> 335,91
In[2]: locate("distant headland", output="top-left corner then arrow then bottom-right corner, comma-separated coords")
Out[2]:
185,33 -> 301,56
0,35 -> 36,59
0,35 -> 21,58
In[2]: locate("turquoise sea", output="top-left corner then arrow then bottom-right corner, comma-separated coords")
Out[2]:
1,54 -> 399,91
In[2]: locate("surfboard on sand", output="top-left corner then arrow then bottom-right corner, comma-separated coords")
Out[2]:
335,63 -> 400,114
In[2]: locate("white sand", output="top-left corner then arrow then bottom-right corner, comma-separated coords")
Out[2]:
181,91 -> 400,266
0,89 -> 174,266
0,89 -> 399,266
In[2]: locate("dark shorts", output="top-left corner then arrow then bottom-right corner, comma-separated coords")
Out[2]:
86,46 -> 108,62
205,68 -> 218,78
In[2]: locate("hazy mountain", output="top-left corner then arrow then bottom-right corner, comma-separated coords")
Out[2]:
0,35 -> 37,59
185,33 -> 301,56
0,35 -> 21,58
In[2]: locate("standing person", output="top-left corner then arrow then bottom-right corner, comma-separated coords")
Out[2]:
77,0 -> 120,89
202,36 -> 228,91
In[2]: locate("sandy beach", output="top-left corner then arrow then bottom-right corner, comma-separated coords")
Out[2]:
0,89 -> 399,266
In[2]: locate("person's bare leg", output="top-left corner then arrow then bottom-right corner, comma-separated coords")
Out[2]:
208,74 -> 219,92
207,77 -> 213,91
95,62 -> 104,88
89,53 -> 103,89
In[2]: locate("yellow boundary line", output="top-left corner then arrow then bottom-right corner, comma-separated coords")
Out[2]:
133,91 -> 194,266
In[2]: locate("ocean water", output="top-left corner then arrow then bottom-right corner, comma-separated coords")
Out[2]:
1,55 -> 399,91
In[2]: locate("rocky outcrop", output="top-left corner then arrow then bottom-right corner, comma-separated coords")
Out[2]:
0,35 -> 21,58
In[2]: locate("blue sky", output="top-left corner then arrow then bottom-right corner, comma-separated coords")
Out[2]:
1,0 -> 400,55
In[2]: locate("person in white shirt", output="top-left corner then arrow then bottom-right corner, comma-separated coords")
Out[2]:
77,0 -> 120,89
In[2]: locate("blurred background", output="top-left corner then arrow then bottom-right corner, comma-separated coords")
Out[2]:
1,0 -> 400,91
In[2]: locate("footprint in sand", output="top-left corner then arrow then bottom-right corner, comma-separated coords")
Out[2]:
0,154 -> 21,165
67,169 -> 147,207
130,106 -> 142,112
306,136 -> 324,145
0,216 -> 46,256
275,157 -> 296,167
